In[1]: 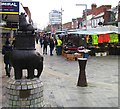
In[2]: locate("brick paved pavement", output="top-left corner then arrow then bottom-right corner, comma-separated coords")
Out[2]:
0,43 -> 118,108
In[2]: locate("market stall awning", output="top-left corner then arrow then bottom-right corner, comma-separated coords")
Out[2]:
68,30 -> 118,35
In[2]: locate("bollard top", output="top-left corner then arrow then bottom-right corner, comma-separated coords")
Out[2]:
77,58 -> 87,60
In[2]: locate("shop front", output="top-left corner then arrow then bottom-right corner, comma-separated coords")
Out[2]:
0,1 -> 20,48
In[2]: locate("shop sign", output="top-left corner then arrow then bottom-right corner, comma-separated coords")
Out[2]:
0,2 -> 19,14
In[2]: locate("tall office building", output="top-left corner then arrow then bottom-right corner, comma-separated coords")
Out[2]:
49,10 -> 62,25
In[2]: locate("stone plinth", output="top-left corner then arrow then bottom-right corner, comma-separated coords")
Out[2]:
5,78 -> 44,107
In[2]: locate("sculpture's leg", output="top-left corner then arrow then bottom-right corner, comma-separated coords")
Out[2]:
5,63 -> 10,77
35,64 -> 43,78
14,67 -> 22,80
35,68 -> 41,78
27,68 -> 34,79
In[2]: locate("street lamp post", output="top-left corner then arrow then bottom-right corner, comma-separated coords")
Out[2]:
118,1 -> 120,34
76,4 -> 87,30
61,7 -> 64,31
118,1 -> 120,21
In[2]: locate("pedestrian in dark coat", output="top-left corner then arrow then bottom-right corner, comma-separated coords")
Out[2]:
49,36 -> 55,56
35,32 -> 39,44
43,35 -> 48,55
2,38 -> 13,77
39,36 -> 43,48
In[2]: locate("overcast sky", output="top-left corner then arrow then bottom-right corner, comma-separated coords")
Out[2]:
13,0 -> 119,29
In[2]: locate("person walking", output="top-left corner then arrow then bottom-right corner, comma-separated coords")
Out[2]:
43,35 -> 48,55
56,36 -> 62,55
49,36 -> 55,56
39,36 -> 43,48
35,32 -> 39,44
2,38 -> 13,77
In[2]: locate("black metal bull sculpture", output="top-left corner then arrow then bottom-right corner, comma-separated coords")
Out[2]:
10,12 -> 43,80
10,50 -> 43,79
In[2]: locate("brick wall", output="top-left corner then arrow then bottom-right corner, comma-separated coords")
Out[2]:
72,19 -> 78,29
63,22 -> 72,29
92,5 -> 111,16
103,11 -> 111,24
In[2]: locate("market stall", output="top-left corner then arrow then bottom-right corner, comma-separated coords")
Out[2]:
62,30 -> 119,60
85,30 -> 119,56
62,31 -> 88,60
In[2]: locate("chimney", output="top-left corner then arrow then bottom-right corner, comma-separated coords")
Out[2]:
103,11 -> 111,24
91,3 -> 97,10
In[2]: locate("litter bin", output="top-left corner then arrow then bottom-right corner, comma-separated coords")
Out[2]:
77,58 -> 87,87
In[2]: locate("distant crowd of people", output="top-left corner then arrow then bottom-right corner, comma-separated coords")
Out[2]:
35,33 -> 63,56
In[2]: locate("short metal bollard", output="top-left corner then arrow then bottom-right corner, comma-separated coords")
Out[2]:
77,58 -> 88,87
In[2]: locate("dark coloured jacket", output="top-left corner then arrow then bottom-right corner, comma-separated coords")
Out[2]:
43,37 -> 48,46
2,44 -> 13,64
49,38 -> 55,48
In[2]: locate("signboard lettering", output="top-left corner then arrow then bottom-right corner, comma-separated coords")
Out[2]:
0,2 -> 19,14
1,2 -> 17,7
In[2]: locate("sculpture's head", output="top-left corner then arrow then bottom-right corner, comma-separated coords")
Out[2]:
19,13 -> 27,27
19,12 -> 35,32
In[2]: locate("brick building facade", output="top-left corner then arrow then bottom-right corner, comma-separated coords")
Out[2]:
63,22 -> 72,29
63,3 -> 118,30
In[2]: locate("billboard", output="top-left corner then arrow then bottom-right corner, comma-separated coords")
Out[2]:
0,1 -> 19,14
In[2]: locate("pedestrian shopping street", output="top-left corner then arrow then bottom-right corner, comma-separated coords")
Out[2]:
1,43 -> 119,107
